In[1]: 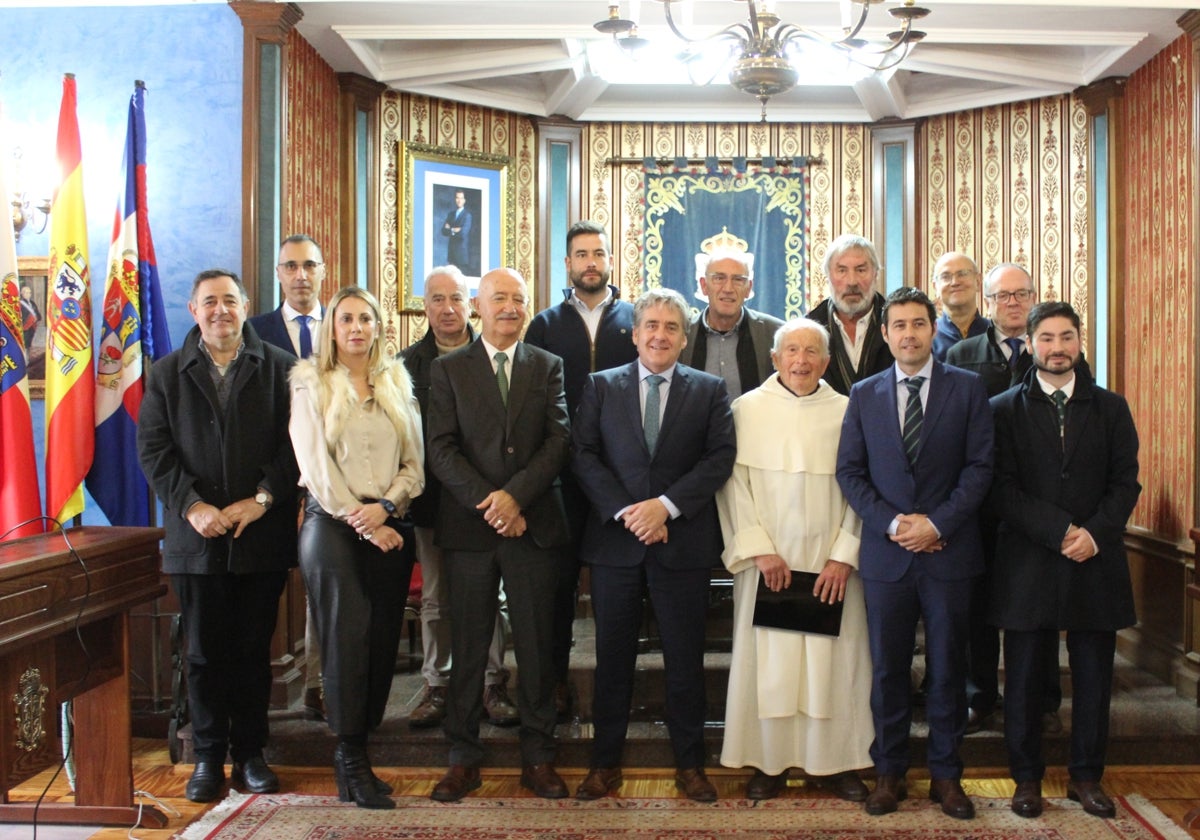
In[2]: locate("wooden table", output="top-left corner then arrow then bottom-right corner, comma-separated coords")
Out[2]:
0,526 -> 167,827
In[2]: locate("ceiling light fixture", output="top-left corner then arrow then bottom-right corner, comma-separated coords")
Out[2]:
594,0 -> 931,120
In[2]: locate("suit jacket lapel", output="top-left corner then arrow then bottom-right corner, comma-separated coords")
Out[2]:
656,366 -> 691,457
618,364 -> 649,456
920,363 -> 951,454
467,341 -> 508,425
875,371 -> 904,450
505,342 -> 535,433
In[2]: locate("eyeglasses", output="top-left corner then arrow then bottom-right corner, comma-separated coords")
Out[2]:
986,289 -> 1034,304
706,273 -> 750,288
935,269 -> 977,283
278,260 -> 324,274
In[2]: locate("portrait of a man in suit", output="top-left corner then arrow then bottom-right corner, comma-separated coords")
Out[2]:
439,188 -> 475,274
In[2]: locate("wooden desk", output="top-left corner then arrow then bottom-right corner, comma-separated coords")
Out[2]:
0,526 -> 167,827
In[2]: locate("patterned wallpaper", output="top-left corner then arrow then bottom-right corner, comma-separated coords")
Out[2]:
1123,35 -> 1194,540
284,29 -> 341,306
377,93 -> 537,353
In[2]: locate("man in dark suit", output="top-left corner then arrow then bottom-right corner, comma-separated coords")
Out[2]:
426,267 -> 571,802
946,263 -> 1062,735
441,189 -> 473,272
247,233 -> 326,719
571,288 -> 736,803
990,301 -> 1140,820
138,270 -> 299,802
679,250 -> 782,399
806,234 -> 894,395
836,287 -> 993,820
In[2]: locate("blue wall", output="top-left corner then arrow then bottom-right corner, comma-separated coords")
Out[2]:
2,2 -> 244,524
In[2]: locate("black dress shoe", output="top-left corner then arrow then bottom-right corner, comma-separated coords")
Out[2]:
929,778 -> 975,820
1011,780 -> 1043,818
1068,779 -> 1116,818
964,707 -> 992,735
812,771 -> 869,802
864,775 -> 906,816
745,769 -> 788,800
232,755 -> 279,794
186,760 -> 226,803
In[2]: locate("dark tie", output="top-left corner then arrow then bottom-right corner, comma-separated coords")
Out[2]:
643,374 -> 664,452
296,314 -> 313,359
494,351 -> 509,406
902,376 -> 925,468
1005,337 -> 1024,370
1051,389 -> 1068,437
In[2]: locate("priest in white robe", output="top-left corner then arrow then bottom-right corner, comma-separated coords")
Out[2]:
716,318 -> 873,801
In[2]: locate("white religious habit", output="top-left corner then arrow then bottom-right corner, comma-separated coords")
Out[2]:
716,374 -> 873,776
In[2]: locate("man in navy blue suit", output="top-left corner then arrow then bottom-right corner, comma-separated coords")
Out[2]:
836,287 -> 993,820
571,288 -> 736,803
441,189 -> 473,272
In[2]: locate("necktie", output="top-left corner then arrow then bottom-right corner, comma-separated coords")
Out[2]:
1051,389 -> 1068,438
643,374 -> 664,452
902,376 -> 925,468
494,351 -> 509,406
296,314 -> 313,359
1005,337 -> 1024,370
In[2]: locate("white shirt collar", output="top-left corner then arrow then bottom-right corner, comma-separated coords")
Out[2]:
282,300 -> 322,322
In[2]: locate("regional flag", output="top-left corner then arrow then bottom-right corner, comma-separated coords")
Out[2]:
86,82 -> 171,526
0,99 -> 43,540
45,74 -> 94,526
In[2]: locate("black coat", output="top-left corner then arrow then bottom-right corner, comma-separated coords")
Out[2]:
806,293 -> 894,396
988,369 -> 1140,631
944,325 -> 1032,398
138,323 -> 299,575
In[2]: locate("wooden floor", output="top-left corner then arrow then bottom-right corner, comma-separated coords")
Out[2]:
6,739 -> 1200,839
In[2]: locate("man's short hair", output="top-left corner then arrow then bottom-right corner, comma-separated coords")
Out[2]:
882,286 -> 936,327
191,268 -> 248,303
426,265 -> 469,294
772,318 -> 830,358
700,248 -> 753,280
633,287 -> 690,329
279,233 -> 323,260
982,262 -> 1033,297
566,220 -> 608,253
823,234 -> 880,278
1027,300 -> 1080,335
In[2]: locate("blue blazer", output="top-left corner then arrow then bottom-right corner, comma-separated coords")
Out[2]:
247,308 -> 295,356
835,359 -> 993,583
570,361 -> 735,571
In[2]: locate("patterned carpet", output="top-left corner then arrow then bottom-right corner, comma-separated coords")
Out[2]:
178,791 -> 1192,840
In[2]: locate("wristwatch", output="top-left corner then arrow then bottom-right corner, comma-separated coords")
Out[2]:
254,489 -> 273,510
378,498 -> 397,516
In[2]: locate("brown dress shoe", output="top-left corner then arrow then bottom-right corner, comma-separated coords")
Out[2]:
576,768 -> 623,800
675,767 -> 717,802
745,769 -> 788,800
964,707 -> 992,735
864,774 -> 906,816
1067,779 -> 1116,818
520,763 -> 568,799
929,778 -> 975,820
483,680 -> 520,727
430,765 -> 481,802
1042,710 -> 1064,734
409,685 -> 447,728
812,770 -> 869,802
1011,780 -> 1043,818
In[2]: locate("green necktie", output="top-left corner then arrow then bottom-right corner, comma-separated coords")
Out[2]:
494,351 -> 509,406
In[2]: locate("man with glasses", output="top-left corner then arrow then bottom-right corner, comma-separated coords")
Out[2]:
680,250 -> 783,399
931,252 -> 987,362
249,234 -> 326,719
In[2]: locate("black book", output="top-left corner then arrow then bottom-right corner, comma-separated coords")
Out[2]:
752,571 -> 844,637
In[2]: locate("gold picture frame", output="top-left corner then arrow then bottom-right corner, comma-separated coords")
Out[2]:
16,256 -> 49,400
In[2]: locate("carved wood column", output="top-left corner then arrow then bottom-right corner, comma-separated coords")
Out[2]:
338,73 -> 387,292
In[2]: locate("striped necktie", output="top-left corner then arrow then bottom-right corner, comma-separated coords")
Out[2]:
902,376 -> 926,468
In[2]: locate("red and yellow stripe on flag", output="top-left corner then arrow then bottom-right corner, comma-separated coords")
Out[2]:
45,74 -> 94,526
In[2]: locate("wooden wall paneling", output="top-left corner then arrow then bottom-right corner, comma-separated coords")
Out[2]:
338,73 -> 387,293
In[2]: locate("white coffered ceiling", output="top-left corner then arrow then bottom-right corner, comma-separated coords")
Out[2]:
289,0 -> 1192,123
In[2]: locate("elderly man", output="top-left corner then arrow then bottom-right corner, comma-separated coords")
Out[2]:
716,319 -> 872,802
991,302 -> 1140,820
427,268 -> 571,802
138,269 -> 299,802
572,288 -> 736,803
401,266 -> 518,729
836,287 -> 993,820
931,252 -> 988,361
680,250 -> 783,399
806,234 -> 894,395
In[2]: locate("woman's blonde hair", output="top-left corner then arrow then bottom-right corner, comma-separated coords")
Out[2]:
317,286 -> 388,375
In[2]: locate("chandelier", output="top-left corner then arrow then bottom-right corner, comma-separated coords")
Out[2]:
594,0 -> 931,119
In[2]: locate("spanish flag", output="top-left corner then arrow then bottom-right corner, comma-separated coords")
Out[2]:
45,74 -> 94,526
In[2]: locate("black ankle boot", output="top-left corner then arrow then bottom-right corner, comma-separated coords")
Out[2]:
334,743 -> 395,809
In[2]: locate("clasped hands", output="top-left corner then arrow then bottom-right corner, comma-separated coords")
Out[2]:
621,499 -> 669,545
755,553 -> 851,603
889,513 -> 943,553
478,490 -> 526,538
345,502 -> 404,552
186,499 -> 265,540
1062,524 -> 1098,562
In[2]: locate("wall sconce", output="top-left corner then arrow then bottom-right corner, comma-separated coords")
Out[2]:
9,147 -> 52,242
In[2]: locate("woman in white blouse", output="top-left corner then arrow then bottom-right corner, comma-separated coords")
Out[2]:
290,286 -> 424,809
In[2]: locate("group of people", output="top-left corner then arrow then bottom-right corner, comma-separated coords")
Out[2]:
135,224 -> 1139,822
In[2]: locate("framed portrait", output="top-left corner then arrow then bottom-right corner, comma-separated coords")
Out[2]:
16,256 -> 49,399
397,141 -> 514,311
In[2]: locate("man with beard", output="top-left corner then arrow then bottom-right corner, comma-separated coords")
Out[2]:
989,301 -> 1139,820
931,252 -> 988,361
806,234 -> 894,396
525,220 -> 637,717
680,250 -> 783,400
